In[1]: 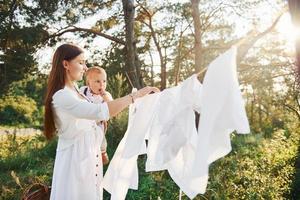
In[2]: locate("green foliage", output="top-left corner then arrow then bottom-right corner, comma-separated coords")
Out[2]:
5,75 -> 47,106
201,123 -> 300,200
106,109 -> 129,156
107,73 -> 129,98
0,5 -> 50,93
0,75 -> 47,127
0,95 -> 38,126
0,133 -> 56,200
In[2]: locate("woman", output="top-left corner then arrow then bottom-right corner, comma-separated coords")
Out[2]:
44,43 -> 159,200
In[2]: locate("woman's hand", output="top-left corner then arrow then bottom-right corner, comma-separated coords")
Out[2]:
135,86 -> 160,99
106,86 -> 160,118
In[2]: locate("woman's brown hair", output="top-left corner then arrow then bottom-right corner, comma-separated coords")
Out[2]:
44,44 -> 83,140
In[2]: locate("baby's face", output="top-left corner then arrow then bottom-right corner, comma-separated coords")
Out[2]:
88,72 -> 107,95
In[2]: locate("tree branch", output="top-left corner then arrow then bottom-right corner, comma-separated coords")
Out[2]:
237,10 -> 287,63
46,26 -> 125,45
284,104 -> 300,120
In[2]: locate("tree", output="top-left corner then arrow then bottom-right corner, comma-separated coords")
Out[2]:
136,1 -> 176,89
288,0 -> 300,85
122,0 -> 143,89
0,0 -> 52,94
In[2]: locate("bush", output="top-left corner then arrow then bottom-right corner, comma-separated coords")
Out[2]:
202,123 -> 300,200
5,75 -> 47,106
0,95 -> 38,126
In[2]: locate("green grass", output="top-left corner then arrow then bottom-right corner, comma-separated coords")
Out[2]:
0,134 -> 56,200
0,120 -> 299,200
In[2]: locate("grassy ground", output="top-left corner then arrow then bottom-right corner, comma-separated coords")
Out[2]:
0,120 -> 299,200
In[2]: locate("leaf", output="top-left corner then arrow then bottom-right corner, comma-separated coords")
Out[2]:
10,170 -> 22,188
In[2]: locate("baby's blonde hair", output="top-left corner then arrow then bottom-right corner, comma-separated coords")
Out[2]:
85,66 -> 106,85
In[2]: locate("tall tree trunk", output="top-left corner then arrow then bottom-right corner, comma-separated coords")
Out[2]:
288,0 -> 300,86
191,0 -> 202,73
122,0 -> 143,89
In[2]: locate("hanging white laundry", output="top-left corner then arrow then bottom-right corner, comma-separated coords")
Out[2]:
102,46 -> 250,200
102,92 -> 161,200
102,74 -> 202,199
145,74 -> 202,172
167,46 -> 250,198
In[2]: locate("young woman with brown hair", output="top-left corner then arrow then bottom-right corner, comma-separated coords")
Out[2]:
44,43 -> 159,200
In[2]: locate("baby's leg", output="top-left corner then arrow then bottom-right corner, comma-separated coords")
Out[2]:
101,136 -> 109,165
101,136 -> 107,152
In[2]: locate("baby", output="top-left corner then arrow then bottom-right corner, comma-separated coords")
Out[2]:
80,66 -> 113,165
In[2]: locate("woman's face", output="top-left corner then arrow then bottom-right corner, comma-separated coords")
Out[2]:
64,53 -> 87,81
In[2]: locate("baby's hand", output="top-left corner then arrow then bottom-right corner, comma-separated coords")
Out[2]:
101,91 -> 113,102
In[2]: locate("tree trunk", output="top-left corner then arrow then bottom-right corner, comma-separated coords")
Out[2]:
191,0 -> 202,73
122,0 -> 143,89
288,0 -> 300,85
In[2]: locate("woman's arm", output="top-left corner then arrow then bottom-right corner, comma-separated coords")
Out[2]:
107,86 -> 159,117
52,89 -> 110,121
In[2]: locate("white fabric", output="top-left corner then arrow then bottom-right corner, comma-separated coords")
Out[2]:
50,86 -> 110,200
102,93 -> 161,200
102,74 -> 202,199
168,46 -> 250,198
102,46 -> 250,199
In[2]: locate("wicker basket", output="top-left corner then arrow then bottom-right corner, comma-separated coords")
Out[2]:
21,183 -> 51,200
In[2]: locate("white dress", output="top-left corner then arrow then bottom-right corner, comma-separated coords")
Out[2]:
50,86 -> 110,200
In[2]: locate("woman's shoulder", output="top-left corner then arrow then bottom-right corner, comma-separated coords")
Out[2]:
52,87 -> 75,102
